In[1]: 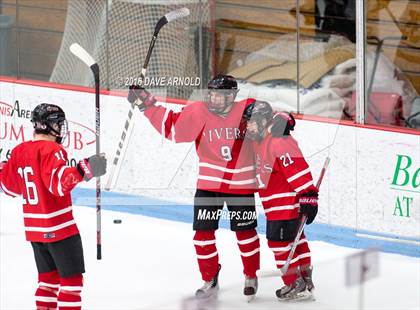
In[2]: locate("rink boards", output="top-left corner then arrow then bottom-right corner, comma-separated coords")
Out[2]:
0,78 -> 419,256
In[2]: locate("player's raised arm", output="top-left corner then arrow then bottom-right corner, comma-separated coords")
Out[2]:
128,85 -> 204,143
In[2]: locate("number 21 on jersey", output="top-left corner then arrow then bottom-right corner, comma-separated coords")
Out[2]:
280,153 -> 294,167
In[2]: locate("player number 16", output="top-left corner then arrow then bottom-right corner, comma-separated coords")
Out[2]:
17,166 -> 39,205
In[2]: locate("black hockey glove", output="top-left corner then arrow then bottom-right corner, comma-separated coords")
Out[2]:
77,154 -> 107,181
271,112 -> 296,137
298,191 -> 318,225
127,85 -> 157,111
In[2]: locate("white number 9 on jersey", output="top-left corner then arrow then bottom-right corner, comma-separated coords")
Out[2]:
221,146 -> 232,161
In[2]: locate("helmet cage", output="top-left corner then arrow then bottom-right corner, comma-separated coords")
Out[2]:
206,89 -> 238,115
206,74 -> 238,115
55,119 -> 68,144
33,119 -> 68,144
245,115 -> 270,141
243,101 -> 273,140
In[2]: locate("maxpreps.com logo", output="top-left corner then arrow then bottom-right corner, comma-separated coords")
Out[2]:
0,100 -> 96,150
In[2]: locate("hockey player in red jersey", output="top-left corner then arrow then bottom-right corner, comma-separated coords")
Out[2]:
128,75 -> 260,300
243,101 -> 318,301
0,103 -> 107,310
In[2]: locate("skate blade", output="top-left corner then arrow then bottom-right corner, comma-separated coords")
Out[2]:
246,294 -> 256,303
278,290 -> 314,302
307,288 -> 316,301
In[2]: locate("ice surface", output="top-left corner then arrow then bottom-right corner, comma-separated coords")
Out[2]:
1,193 -> 419,309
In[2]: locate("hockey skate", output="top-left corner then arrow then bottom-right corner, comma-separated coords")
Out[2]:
195,264 -> 221,299
301,265 -> 315,292
276,276 -> 312,301
243,276 -> 258,302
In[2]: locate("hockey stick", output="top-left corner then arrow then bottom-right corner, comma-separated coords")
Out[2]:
105,7 -> 190,191
69,43 -> 102,260
280,156 -> 330,274
256,156 -> 330,278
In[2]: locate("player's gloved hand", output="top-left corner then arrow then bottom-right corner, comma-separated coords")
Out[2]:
127,84 -> 156,111
77,154 -> 107,181
270,112 -> 296,137
298,191 -> 318,224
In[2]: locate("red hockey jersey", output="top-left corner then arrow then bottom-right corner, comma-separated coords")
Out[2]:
254,134 -> 318,221
0,140 -> 83,242
144,99 -> 256,194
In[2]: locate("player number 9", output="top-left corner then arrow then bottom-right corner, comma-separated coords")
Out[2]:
221,146 -> 232,161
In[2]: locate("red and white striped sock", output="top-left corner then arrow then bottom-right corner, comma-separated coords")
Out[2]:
236,229 -> 260,278
267,240 -> 299,285
193,230 -> 219,282
296,233 -> 311,275
57,274 -> 83,310
36,270 -> 59,310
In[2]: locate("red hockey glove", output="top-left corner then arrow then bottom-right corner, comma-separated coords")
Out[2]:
127,85 -> 157,111
77,154 -> 107,181
299,191 -> 318,224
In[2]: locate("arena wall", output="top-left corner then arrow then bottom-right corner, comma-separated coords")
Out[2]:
1,78 -> 418,254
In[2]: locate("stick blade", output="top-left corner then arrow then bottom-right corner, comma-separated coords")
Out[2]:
69,43 -> 96,67
165,7 -> 190,23
256,269 -> 283,278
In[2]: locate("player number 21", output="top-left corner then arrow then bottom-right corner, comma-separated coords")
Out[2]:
280,153 -> 294,167
17,167 -> 39,205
